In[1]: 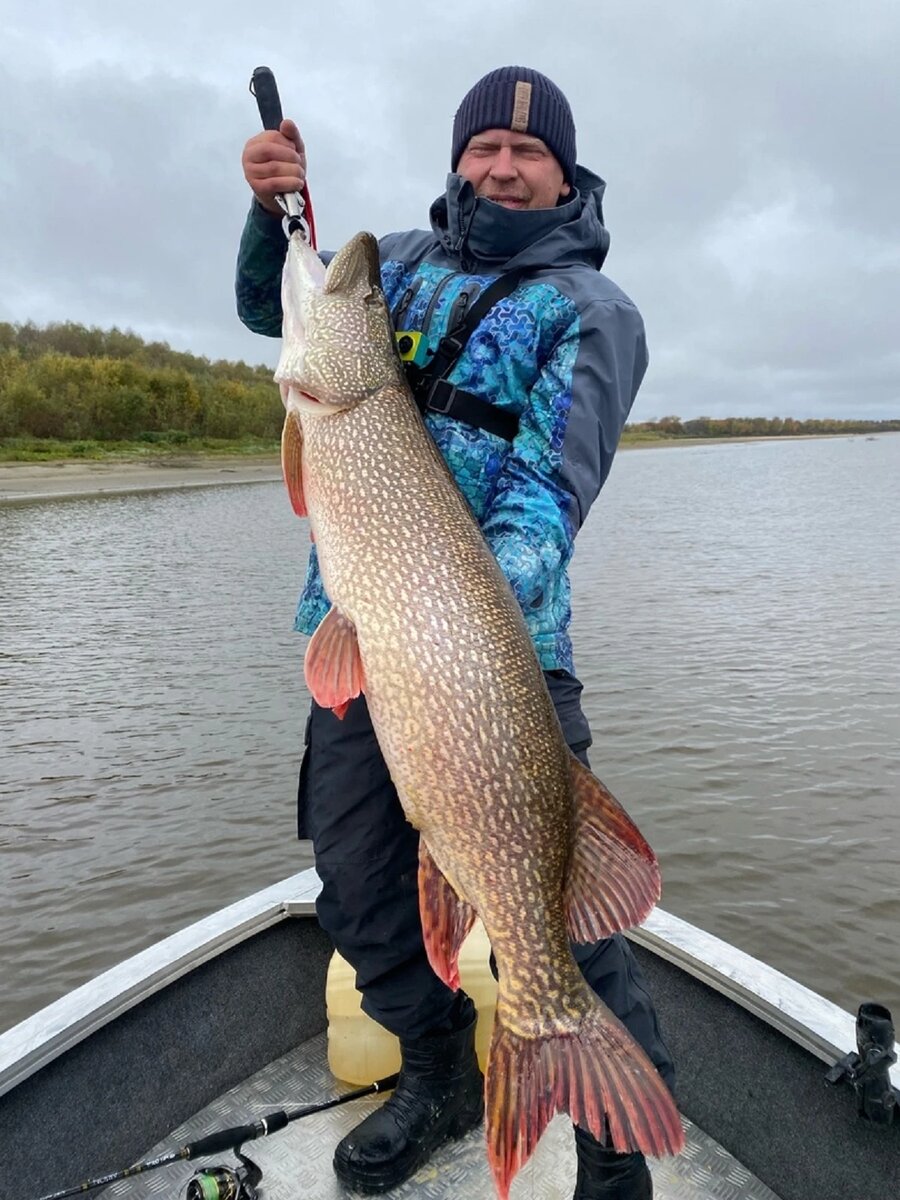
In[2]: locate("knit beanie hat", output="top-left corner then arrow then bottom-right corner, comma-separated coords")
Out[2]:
451,67 -> 577,184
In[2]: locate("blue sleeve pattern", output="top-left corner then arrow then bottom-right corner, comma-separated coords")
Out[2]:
479,322 -> 580,670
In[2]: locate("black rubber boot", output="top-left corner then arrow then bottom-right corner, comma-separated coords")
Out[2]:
332,1008 -> 484,1193
573,1128 -> 653,1199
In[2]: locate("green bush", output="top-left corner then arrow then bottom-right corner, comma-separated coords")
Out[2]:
0,321 -> 282,444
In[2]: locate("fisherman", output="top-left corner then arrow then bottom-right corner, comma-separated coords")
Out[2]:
236,66 -> 675,1200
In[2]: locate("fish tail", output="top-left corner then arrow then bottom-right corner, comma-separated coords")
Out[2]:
485,1000 -> 684,1199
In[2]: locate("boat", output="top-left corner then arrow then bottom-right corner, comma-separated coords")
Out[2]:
1,868 -> 897,1200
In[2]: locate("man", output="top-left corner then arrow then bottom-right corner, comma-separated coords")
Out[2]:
236,66 -> 675,1200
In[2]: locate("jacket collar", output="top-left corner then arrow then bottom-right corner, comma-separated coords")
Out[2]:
429,166 -> 610,271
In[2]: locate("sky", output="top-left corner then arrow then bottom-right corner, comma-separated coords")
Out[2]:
1,0 -> 898,421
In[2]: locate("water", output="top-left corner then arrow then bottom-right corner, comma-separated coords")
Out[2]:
1,436 -> 898,1035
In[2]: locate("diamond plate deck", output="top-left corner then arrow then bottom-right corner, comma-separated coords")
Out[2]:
102,1034 -> 781,1200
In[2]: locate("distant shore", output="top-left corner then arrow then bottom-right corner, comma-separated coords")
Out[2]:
0,432 -> 893,503
619,432 -> 879,450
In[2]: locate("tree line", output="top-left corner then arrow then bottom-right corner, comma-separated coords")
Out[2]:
1,322 -> 897,445
625,414 -> 900,439
0,321 -> 282,442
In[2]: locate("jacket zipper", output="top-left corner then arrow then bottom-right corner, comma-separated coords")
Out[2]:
444,283 -> 482,337
392,276 -> 424,329
419,271 -> 458,340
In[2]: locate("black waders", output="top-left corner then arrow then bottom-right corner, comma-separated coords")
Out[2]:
573,1129 -> 653,1199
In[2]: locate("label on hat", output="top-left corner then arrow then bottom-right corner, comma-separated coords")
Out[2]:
511,81 -> 532,132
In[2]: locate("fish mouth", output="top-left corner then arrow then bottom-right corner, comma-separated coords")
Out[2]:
281,383 -> 347,417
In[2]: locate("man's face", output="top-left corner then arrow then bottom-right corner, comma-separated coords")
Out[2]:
457,129 -> 571,211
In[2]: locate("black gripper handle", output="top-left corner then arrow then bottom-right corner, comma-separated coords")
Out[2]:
251,66 -> 283,131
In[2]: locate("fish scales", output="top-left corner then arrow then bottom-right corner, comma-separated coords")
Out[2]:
304,384 -> 574,998
274,230 -> 685,1197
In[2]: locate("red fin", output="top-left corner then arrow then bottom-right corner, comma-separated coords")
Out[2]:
485,1004 -> 685,1199
281,411 -> 306,516
304,607 -> 365,717
564,755 -> 661,942
418,842 -> 476,991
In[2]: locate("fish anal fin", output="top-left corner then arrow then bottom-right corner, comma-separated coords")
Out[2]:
304,606 -> 365,719
418,842 -> 476,991
564,754 -> 661,942
281,410 -> 307,517
485,1002 -> 685,1199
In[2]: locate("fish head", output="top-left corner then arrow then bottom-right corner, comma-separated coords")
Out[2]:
274,230 -> 402,416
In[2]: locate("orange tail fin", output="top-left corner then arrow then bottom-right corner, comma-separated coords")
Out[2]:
485,1002 -> 684,1199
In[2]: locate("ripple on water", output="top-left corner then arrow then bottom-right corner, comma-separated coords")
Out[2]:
1,438 -> 899,1030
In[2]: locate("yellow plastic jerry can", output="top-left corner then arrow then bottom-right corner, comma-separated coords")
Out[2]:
326,920 -> 498,1085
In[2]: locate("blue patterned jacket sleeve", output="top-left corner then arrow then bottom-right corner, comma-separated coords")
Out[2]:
482,298 -> 647,614
558,297 -> 648,527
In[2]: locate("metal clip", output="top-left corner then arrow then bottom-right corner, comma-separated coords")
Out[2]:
277,192 -> 310,242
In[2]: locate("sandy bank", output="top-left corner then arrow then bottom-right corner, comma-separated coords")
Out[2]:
0,457 -> 282,503
2,432 -> 891,503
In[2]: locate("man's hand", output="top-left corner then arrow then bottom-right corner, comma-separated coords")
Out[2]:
242,119 -> 306,215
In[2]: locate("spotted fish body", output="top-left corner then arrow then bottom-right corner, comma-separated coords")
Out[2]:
275,231 -> 684,1197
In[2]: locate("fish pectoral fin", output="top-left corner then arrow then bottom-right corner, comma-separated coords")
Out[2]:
564,754 -> 661,941
418,842 -> 476,991
281,410 -> 307,516
304,606 -> 365,719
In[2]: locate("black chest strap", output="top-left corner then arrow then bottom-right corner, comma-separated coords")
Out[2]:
422,378 -> 520,441
404,270 -> 525,442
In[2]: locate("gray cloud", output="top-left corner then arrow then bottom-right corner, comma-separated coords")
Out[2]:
1,0 -> 897,419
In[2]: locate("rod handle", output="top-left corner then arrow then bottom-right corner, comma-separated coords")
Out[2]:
250,66 -> 283,131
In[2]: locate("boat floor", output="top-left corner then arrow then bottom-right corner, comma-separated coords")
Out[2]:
101,1033 -> 781,1199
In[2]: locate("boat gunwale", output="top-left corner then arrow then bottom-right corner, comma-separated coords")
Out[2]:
632,909 -> 887,1073
2,868 -> 896,1101
0,871 -> 321,1098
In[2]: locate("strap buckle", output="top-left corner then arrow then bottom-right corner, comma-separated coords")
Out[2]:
435,333 -> 465,362
426,379 -> 457,415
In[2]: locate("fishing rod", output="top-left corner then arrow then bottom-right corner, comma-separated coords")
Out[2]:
249,65 -> 318,248
31,1072 -> 399,1200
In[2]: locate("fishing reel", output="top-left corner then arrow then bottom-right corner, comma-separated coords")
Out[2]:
185,1150 -> 261,1200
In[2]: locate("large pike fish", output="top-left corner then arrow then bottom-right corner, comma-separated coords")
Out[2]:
274,229 -> 684,1197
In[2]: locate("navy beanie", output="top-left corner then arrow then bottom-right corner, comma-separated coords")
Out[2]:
451,66 -> 577,184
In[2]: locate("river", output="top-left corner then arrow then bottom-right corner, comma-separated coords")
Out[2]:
1,434 -> 898,1034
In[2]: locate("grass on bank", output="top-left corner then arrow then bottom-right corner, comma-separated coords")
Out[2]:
0,435 -> 280,464
3,425 -> 898,465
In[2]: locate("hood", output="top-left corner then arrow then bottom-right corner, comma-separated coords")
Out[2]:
429,165 -> 610,273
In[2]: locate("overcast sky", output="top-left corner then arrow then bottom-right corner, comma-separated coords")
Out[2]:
2,0 -> 898,420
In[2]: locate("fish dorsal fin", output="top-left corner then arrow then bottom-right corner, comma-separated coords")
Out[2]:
281,410 -> 306,517
564,755 -> 661,941
418,841 -> 476,991
304,607 -> 365,720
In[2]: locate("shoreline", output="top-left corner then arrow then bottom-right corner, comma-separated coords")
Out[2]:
619,431 -> 896,450
0,456 -> 283,503
0,432 -> 893,502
